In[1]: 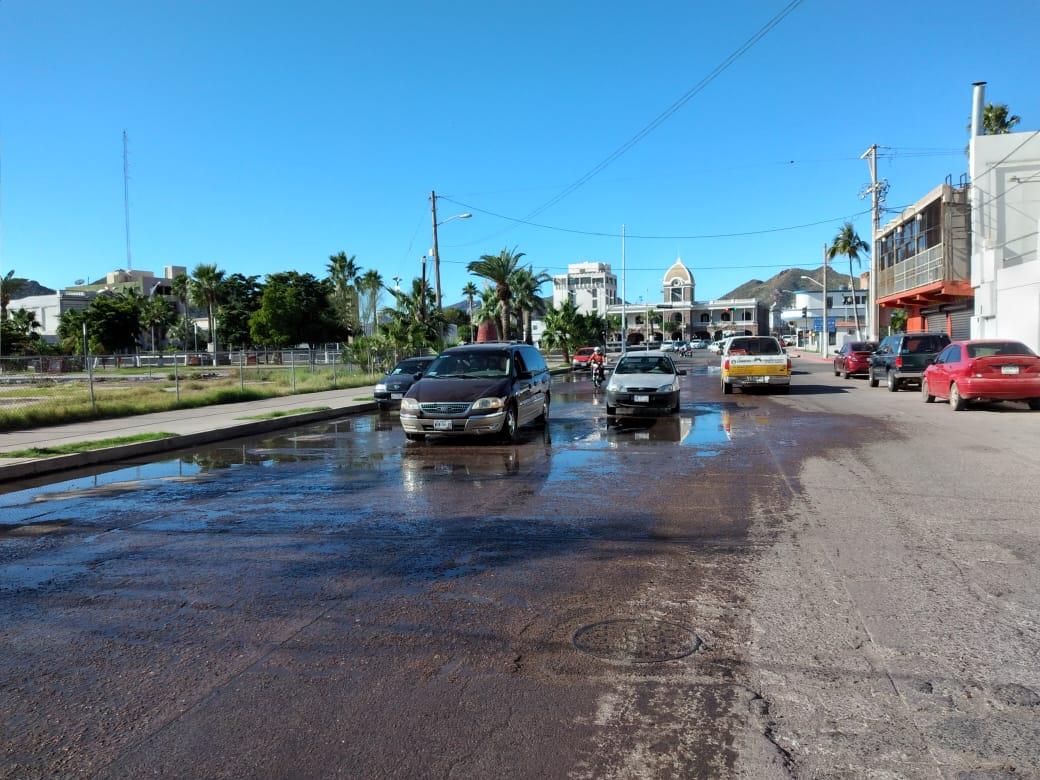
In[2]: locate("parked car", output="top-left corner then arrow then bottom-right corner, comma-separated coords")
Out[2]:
572,346 -> 597,370
922,340 -> 1040,411
720,336 -> 790,394
869,332 -> 951,391
374,356 -> 435,410
707,340 -> 725,354
781,335 -> 796,347
605,350 -> 686,417
690,339 -> 709,350
833,341 -> 878,379
400,343 -> 550,442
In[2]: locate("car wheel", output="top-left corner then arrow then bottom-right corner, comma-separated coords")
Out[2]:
833,365 -> 840,377
536,395 -> 550,426
868,369 -> 879,388
500,403 -> 519,443
921,378 -> 935,403
722,380 -> 732,395
404,433 -> 425,442
949,382 -> 966,411
1029,399 -> 1040,411
887,371 -> 899,392
841,369 -> 850,380
605,404 -> 616,417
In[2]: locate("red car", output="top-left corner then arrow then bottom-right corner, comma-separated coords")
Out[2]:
922,339 -> 1040,411
833,340 -> 878,379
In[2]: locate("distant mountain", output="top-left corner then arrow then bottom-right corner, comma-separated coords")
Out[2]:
8,278 -> 56,298
721,266 -> 854,307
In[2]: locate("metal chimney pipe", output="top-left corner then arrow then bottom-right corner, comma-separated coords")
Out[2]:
971,81 -> 987,137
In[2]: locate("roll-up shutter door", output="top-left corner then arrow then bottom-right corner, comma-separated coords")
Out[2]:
925,311 -> 947,334
949,307 -> 972,340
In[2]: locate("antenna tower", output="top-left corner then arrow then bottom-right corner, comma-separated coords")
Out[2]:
123,130 -> 132,271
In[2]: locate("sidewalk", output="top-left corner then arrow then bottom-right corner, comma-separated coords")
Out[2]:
0,385 -> 376,482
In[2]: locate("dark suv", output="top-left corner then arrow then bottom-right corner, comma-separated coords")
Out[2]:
869,332 -> 951,391
374,356 -> 435,411
400,343 -> 550,442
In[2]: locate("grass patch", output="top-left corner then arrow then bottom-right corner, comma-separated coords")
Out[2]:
0,372 -> 379,432
1,432 -> 178,459
352,395 -> 374,401
236,406 -> 332,421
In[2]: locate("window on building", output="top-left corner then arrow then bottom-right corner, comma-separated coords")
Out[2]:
670,279 -> 682,302
742,310 -> 752,320
721,311 -> 731,322
700,313 -> 710,323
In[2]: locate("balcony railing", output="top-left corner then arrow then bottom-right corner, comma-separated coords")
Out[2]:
877,243 -> 945,299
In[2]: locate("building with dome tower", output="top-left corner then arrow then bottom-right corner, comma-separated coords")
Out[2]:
605,256 -> 766,345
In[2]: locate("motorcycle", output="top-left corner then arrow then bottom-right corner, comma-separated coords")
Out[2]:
590,361 -> 605,390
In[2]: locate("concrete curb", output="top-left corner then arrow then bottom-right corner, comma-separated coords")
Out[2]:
0,402 -> 377,484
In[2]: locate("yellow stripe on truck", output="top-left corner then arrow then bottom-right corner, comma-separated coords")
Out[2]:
728,364 -> 789,377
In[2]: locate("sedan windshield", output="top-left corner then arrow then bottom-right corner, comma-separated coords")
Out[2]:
391,359 -> 431,375
967,341 -> 1035,358
425,351 -> 511,378
614,356 -> 675,375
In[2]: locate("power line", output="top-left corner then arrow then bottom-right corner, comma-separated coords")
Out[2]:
439,195 -> 870,241
440,258 -> 841,272
521,0 -> 805,223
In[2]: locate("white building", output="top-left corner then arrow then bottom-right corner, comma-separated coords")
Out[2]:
969,87 -> 1040,352
552,261 -> 618,315
6,290 -> 97,344
779,288 -> 869,351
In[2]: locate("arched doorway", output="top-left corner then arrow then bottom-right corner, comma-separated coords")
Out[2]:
626,332 -> 645,345
670,329 -> 682,340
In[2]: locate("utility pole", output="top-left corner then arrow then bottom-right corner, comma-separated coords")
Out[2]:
822,243 -> 829,358
860,144 -> 879,339
430,191 -> 441,312
123,130 -> 132,271
621,224 -> 627,354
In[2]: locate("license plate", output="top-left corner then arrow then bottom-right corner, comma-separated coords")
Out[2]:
634,394 -> 650,403
390,393 -> 403,400
1002,365 -> 1020,375
635,431 -> 650,440
433,419 -> 453,431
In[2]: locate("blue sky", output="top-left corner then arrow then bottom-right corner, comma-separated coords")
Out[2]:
2,0 -> 1037,302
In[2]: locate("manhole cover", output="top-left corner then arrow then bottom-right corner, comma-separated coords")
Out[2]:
572,618 -> 701,663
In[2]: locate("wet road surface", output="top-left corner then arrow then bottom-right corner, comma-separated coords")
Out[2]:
3,355 -> 1040,777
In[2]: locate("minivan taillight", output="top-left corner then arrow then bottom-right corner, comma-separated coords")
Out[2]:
723,359 -> 730,370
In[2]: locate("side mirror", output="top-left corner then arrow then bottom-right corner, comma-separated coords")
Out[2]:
413,372 -> 423,381
678,369 -> 687,376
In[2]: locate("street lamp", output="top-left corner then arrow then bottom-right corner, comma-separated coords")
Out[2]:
429,190 -> 472,313
800,275 -> 828,357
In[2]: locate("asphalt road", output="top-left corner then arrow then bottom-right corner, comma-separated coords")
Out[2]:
2,355 -> 1039,778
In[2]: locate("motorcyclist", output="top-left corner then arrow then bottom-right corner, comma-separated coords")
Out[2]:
589,347 -> 606,386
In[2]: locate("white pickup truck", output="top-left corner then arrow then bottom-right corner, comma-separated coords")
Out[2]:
720,336 -> 791,394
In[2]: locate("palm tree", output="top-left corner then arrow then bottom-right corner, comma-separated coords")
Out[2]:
541,300 -> 579,363
189,263 -> 226,364
141,296 -> 174,352
473,288 -> 503,342
827,222 -> 869,338
385,277 -> 441,352
327,252 -> 361,336
359,269 -> 384,337
983,103 -> 1021,134
1,270 -> 26,321
467,246 -> 525,341
509,267 -> 551,345
462,281 -> 479,326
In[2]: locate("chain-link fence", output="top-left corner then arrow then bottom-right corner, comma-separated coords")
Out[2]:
0,349 -> 381,432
